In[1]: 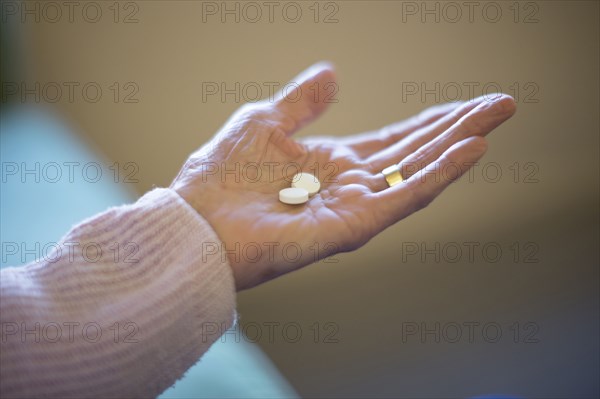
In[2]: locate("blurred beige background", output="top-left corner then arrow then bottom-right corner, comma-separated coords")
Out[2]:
5,0 -> 598,397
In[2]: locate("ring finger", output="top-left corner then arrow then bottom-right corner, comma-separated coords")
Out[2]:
369,94 -> 516,192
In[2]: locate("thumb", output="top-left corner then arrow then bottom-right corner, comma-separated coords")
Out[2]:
270,61 -> 337,136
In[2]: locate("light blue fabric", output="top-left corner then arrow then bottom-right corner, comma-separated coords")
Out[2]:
160,336 -> 299,399
0,106 -> 299,398
1,106 -> 137,267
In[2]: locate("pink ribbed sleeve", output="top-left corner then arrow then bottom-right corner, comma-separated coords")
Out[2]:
0,188 -> 237,398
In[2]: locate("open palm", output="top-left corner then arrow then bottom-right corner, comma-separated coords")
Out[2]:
171,63 -> 516,290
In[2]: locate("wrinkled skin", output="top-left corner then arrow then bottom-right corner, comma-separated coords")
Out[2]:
171,63 -> 516,290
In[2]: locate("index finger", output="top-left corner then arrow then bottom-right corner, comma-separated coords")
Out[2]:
341,101 -> 465,157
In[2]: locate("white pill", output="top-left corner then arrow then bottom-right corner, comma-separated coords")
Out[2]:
291,173 -> 321,196
279,187 -> 309,205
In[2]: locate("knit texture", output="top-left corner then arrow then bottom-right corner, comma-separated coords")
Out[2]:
0,188 -> 237,398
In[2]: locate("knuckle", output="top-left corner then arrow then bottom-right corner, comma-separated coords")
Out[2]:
238,103 -> 265,120
406,184 -> 432,212
415,191 -> 434,211
456,110 -> 487,136
232,104 -> 276,131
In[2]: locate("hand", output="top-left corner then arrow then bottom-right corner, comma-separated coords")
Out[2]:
171,62 -> 516,290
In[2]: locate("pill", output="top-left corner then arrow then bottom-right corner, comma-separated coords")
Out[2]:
279,187 -> 309,205
291,172 -> 321,196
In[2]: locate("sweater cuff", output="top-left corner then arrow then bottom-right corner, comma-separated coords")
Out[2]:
140,186 -> 238,335
0,188 -> 238,398
106,187 -> 238,393
112,187 -> 239,394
